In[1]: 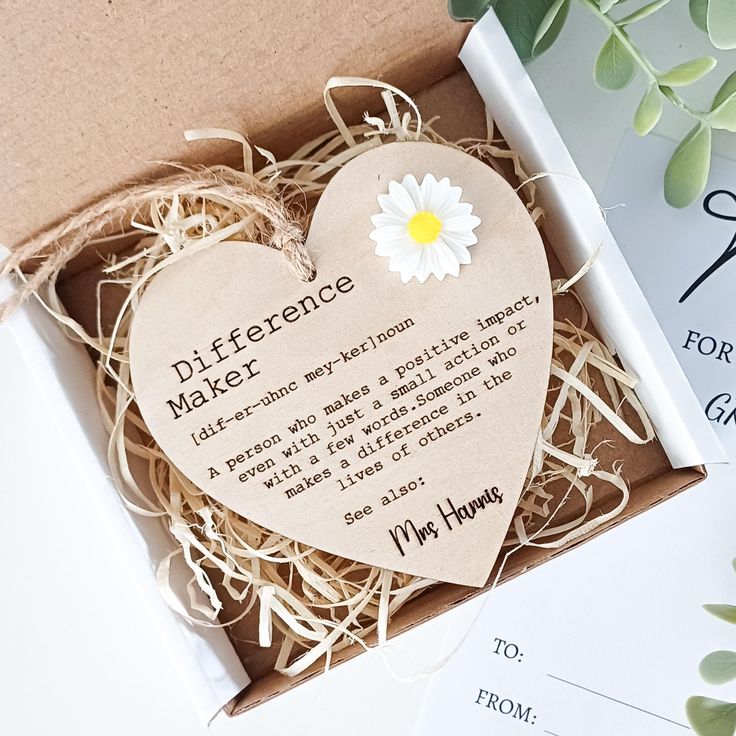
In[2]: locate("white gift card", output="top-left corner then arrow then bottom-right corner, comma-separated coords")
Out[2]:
411,464 -> 736,736
411,130 -> 736,736
603,131 -> 736,460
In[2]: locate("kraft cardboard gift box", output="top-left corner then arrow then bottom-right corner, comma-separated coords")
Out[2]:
1,0 -> 724,719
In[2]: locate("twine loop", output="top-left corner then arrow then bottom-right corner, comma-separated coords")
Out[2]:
272,223 -> 316,282
0,166 -> 315,320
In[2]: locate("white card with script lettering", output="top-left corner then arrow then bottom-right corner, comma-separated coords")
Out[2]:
602,131 -> 736,460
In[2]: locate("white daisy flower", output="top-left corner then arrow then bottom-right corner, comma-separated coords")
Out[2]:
369,173 -> 481,284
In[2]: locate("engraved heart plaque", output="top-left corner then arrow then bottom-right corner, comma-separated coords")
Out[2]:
129,142 -> 553,586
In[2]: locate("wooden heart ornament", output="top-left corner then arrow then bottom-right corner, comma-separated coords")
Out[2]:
129,142 -> 552,586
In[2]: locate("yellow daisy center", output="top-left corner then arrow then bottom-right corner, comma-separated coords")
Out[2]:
407,211 -> 442,244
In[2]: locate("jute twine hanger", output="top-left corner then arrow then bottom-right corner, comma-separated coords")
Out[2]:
0,155 -> 315,323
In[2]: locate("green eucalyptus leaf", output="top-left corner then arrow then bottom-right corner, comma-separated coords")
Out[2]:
619,0 -> 672,26
709,95 -> 736,132
708,0 -> 736,50
600,0 -> 618,12
658,57 -> 717,87
448,0 -> 493,21
686,697 -> 736,736
713,71 -> 736,109
691,0 -> 709,32
634,83 -> 663,135
705,604 -> 736,624
708,72 -> 736,132
594,33 -> 636,90
493,0 -> 562,61
700,651 -> 736,685
533,0 -> 569,55
664,124 -> 712,208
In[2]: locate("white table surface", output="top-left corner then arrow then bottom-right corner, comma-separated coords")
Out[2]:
2,3 -> 735,734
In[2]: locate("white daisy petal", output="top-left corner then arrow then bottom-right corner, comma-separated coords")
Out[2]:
375,241 -> 400,257
388,240 -> 417,264
415,248 -> 432,283
398,257 -> 421,284
390,242 -> 421,280
369,226 -> 412,249
444,201 -> 474,218
370,224 -> 411,239
434,240 -> 461,277
371,211 -> 408,228
386,182 -> 417,217
376,193 -> 410,220
443,230 -> 478,247
405,247 -> 422,283
401,174 -> 426,212
442,214 -> 481,232
419,173 -> 433,204
447,184 -> 463,206
432,177 -> 466,216
437,235 -> 470,267
418,173 -> 438,209
389,179 -> 420,215
428,248 -> 446,281
386,243 -> 418,267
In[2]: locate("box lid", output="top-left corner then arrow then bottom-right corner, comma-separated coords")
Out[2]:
0,0 -> 467,248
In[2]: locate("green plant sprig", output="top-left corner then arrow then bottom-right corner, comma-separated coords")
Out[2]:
686,559 -> 736,736
448,0 -> 736,208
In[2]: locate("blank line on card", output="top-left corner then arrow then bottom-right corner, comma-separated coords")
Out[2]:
547,674 -> 690,730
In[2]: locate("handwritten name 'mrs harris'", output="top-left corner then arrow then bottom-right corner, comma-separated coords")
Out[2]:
389,486 -> 504,556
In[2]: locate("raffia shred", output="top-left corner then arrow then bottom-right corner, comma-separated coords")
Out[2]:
0,78 -> 655,677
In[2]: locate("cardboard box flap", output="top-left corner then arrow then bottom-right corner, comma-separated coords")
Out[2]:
0,0 -> 467,248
